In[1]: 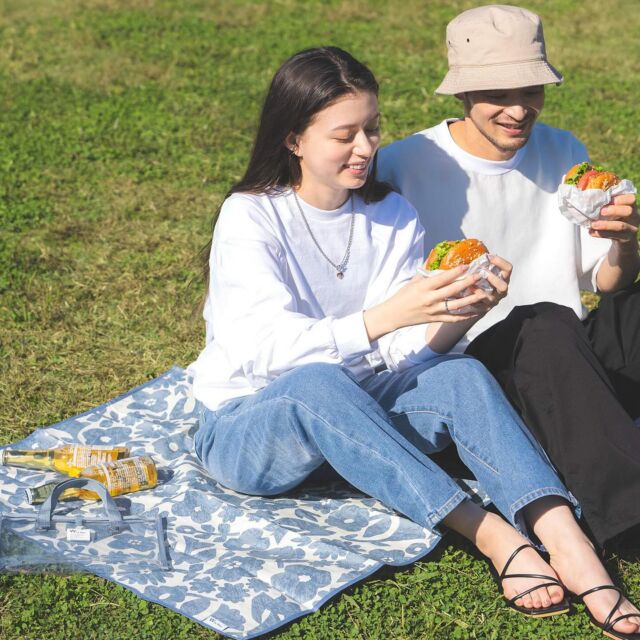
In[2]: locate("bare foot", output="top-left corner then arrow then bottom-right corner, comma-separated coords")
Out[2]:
477,513 -> 565,611
549,537 -> 640,636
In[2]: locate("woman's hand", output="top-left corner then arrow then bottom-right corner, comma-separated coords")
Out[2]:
364,256 -> 512,343
467,255 -> 512,316
364,265 -> 483,342
424,255 -> 512,354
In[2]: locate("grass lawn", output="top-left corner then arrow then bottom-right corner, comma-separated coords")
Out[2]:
1,0 -> 639,638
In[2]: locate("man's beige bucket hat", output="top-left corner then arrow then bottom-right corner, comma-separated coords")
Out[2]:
436,4 -> 563,95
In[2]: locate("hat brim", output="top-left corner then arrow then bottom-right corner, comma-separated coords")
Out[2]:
435,59 -> 563,95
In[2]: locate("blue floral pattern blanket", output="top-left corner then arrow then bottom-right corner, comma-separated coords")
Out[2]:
0,367 -> 485,639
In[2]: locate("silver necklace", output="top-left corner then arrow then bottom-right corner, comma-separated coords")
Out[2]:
292,190 -> 355,279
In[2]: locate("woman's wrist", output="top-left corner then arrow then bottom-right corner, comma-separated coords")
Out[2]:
363,303 -> 398,342
425,317 -> 477,353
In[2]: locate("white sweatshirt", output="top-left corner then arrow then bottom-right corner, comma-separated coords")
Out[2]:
378,120 -> 611,350
191,189 -> 437,411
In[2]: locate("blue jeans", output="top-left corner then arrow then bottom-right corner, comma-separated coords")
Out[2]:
194,355 -> 575,532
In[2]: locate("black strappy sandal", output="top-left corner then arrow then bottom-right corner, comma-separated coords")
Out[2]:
498,544 -> 570,618
575,585 -> 640,640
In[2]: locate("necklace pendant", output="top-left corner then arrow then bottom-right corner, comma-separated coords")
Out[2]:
336,271 -> 344,280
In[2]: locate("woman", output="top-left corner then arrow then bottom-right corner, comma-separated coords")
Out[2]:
191,47 -> 640,638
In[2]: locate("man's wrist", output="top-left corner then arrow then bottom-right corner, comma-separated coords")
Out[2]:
599,238 -> 640,291
610,236 -> 640,257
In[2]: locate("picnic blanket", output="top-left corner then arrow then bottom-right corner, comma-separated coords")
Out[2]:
0,367 -> 486,639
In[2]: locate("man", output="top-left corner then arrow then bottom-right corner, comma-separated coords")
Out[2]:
378,4 -> 640,549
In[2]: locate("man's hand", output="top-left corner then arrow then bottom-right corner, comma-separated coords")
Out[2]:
590,193 -> 640,244
592,193 -> 640,292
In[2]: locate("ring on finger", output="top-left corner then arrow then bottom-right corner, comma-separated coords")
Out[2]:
444,298 -> 451,313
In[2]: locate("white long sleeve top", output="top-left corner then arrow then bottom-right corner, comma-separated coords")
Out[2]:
378,120 -> 611,351
191,189 -> 437,411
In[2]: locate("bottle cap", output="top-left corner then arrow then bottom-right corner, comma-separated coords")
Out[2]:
0,449 -> 6,465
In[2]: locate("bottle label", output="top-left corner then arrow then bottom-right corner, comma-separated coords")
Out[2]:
100,457 -> 152,494
71,445 -> 128,469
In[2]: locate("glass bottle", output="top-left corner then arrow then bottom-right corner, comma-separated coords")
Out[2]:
24,455 -> 157,504
0,444 -> 130,476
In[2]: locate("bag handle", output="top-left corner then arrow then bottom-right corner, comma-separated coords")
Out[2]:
36,478 -> 124,532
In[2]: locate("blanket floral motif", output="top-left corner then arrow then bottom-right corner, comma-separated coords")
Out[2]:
0,367 -> 485,639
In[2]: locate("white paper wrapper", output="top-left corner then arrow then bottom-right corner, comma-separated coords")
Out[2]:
417,253 -> 501,315
557,178 -> 637,227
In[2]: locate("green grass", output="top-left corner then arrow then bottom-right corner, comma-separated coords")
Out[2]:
1,0 -> 639,638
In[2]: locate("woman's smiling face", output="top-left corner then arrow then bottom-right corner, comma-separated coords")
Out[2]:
290,90 -> 381,209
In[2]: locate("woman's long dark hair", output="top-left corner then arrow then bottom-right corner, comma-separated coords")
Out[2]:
200,46 -> 391,294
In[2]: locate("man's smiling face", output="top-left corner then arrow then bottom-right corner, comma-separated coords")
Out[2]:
461,86 -> 545,160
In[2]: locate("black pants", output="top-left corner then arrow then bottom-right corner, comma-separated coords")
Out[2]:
465,281 -> 640,546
